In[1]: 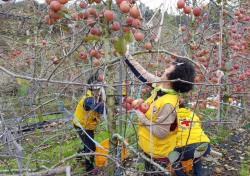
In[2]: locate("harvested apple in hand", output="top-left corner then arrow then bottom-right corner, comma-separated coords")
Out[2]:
132,98 -> 144,108
122,96 -> 134,110
122,102 -> 132,110
138,102 -> 150,113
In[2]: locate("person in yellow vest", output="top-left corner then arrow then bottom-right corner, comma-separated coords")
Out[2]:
73,74 -> 104,175
173,101 -> 210,176
124,55 -> 195,175
122,80 -> 130,96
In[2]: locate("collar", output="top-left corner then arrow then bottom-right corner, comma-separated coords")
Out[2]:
151,83 -> 177,95
86,90 -> 92,96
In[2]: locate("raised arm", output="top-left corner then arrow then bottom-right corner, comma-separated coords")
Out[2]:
124,55 -> 160,85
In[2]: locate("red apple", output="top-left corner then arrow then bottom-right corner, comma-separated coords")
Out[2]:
122,26 -> 130,32
50,55 -> 56,61
129,5 -> 140,19
126,96 -> 134,104
177,0 -> 185,9
79,52 -> 87,59
123,102 -> 132,110
120,1 -> 130,13
233,64 -> 239,69
183,6 -> 191,14
58,0 -> 68,5
42,40 -> 47,45
139,102 -> 150,113
132,99 -> 140,108
137,98 -> 144,104
103,10 -> 114,21
93,59 -> 100,66
50,1 -> 62,12
116,0 -> 124,5
97,74 -> 104,82
146,87 -> 151,92
110,21 -> 120,31
145,42 -> 152,50
90,49 -> 99,58
126,16 -> 134,25
134,32 -> 144,41
141,88 -> 147,94
79,1 -> 86,8
53,58 -> 60,65
181,25 -> 186,32
131,19 -> 141,28
193,7 -> 202,16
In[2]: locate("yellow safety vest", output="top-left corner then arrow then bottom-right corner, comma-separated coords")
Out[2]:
176,108 -> 210,148
73,90 -> 101,130
138,92 -> 179,158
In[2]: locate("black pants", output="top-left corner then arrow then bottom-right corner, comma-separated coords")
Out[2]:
144,153 -> 169,176
75,125 -> 96,172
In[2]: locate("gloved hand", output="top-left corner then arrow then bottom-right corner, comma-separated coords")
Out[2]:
125,44 -> 130,57
123,44 -> 130,60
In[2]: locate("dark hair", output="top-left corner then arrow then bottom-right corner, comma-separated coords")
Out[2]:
87,72 -> 99,90
87,74 -> 98,85
179,102 -> 186,108
168,58 -> 195,93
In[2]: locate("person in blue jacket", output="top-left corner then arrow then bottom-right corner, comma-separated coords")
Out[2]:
73,74 -> 104,174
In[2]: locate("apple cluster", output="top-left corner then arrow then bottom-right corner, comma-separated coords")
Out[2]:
177,0 -> 204,17
122,96 -> 150,113
43,0 -> 155,67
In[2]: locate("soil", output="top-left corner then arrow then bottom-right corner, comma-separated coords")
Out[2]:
202,128 -> 249,176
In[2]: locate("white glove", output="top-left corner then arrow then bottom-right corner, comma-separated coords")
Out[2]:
124,44 -> 131,59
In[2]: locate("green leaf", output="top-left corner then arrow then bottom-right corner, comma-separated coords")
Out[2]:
56,11 -> 65,17
64,14 -> 72,19
114,37 -> 127,55
168,151 -> 180,164
18,36 -> 30,42
18,83 -> 28,96
79,9 -> 87,13
57,11 -> 71,19
217,0 -> 222,3
83,36 -> 101,41
220,67 -> 228,72
124,31 -> 134,43
61,26 -> 70,31
194,143 -> 208,159
88,0 -> 94,3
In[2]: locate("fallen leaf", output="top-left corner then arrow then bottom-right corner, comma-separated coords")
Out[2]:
204,156 -> 220,165
235,149 -> 242,154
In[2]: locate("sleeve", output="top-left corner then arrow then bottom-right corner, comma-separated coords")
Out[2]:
124,55 -> 161,86
139,104 -> 177,139
83,97 -> 104,114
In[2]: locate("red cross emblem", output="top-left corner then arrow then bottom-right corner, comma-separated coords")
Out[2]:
180,118 -> 191,127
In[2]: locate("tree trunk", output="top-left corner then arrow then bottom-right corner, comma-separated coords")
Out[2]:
103,0 -> 117,175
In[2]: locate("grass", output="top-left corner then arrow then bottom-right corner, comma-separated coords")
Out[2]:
198,107 -> 233,145
0,95 -> 75,119
240,147 -> 250,176
1,102 -> 237,174
25,113 -> 64,123
0,113 -> 138,173
208,125 -> 232,145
